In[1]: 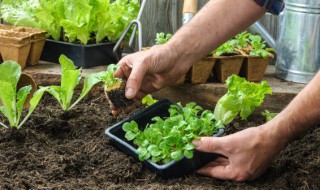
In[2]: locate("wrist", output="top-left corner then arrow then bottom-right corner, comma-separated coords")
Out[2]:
165,40 -> 198,71
258,121 -> 291,151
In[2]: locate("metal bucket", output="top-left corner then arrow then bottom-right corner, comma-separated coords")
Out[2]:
275,0 -> 320,83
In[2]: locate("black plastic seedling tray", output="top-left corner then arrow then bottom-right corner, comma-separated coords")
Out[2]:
105,99 -> 224,179
40,39 -> 121,68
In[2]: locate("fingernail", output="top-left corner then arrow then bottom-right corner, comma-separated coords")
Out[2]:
192,139 -> 200,147
125,88 -> 134,99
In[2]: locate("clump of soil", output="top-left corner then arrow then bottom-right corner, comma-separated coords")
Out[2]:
0,89 -> 319,189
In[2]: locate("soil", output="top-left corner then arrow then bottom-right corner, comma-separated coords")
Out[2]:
0,88 -> 319,190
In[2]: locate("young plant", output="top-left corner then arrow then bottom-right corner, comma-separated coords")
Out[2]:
249,35 -> 275,58
122,102 -> 223,164
234,31 -> 251,49
142,94 -> 158,107
262,110 -> 278,122
0,61 -> 47,129
214,39 -> 238,56
43,54 -> 105,111
0,0 -> 140,44
155,32 -> 173,45
102,64 -> 134,108
214,75 -> 272,125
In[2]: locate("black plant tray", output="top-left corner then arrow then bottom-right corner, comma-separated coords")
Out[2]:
105,99 -> 224,179
40,39 -> 122,68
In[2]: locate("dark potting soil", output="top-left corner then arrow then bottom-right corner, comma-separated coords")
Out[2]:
0,89 -> 319,190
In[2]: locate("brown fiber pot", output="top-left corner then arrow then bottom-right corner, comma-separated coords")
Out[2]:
239,56 -> 272,82
0,30 -> 31,69
0,25 -> 47,66
189,57 -> 216,84
213,55 -> 244,83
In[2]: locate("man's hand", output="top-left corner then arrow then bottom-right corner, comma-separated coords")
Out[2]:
193,125 -> 287,182
110,45 -> 192,116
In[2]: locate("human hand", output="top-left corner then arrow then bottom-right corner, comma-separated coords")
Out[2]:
193,125 -> 288,182
110,45 -> 192,116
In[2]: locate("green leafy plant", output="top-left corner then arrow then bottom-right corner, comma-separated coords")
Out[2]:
214,39 -> 238,56
262,110 -> 278,122
43,54 -> 105,111
155,32 -> 173,45
142,94 -> 158,107
122,102 -> 223,164
0,0 -> 140,44
234,31 -> 251,49
249,35 -> 275,58
0,61 -> 47,129
99,64 -> 121,88
214,75 -> 272,125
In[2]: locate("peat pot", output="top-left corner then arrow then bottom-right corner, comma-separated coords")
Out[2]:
213,55 -> 244,83
240,55 -> 273,82
189,57 -> 216,83
0,25 -> 46,66
0,30 -> 31,69
105,99 -> 224,179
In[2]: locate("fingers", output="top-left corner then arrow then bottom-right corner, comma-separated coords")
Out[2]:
193,137 -> 227,156
125,63 -> 148,99
197,164 -> 235,181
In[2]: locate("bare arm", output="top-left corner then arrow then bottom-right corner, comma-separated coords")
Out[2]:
194,72 -> 320,181
269,71 -> 320,145
168,0 -> 266,69
111,0 -> 266,115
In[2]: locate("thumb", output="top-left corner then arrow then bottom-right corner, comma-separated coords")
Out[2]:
125,63 -> 148,99
193,137 -> 227,156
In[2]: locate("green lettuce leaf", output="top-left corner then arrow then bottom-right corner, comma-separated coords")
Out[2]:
0,61 -> 45,129
214,75 -> 272,124
18,87 -> 48,129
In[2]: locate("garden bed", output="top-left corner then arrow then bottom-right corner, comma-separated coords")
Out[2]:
0,85 -> 319,189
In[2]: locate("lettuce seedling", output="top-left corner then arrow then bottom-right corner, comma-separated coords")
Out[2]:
155,32 -> 173,45
102,64 -> 134,108
0,61 -> 47,129
122,102 -> 223,164
214,75 -> 272,125
249,35 -> 275,58
234,31 -> 251,49
43,54 -> 105,111
214,39 -> 238,56
262,110 -> 278,122
142,94 -> 158,107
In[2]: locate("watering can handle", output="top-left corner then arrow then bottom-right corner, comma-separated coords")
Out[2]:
182,0 -> 198,25
183,0 -> 198,14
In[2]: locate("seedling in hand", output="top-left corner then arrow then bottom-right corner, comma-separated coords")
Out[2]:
102,64 -> 134,109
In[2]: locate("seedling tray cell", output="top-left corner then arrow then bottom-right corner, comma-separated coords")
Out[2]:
105,99 -> 224,179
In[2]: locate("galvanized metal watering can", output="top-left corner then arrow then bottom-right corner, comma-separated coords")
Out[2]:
251,0 -> 320,84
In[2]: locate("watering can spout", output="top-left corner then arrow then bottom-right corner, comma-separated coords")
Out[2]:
249,21 -> 276,49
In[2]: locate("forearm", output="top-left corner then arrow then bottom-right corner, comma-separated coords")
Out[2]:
166,0 -> 266,68
267,72 -> 320,146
